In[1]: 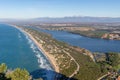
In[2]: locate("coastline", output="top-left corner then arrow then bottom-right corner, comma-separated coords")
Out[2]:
11,25 -> 59,73
25,30 -> 60,72
68,31 -> 120,41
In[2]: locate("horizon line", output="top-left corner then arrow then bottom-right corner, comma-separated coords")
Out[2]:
1,16 -> 120,20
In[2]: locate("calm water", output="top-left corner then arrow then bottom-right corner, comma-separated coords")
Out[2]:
44,30 -> 120,53
0,24 -> 55,80
31,27 -> 120,53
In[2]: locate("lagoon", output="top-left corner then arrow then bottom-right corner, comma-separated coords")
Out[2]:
31,27 -> 120,53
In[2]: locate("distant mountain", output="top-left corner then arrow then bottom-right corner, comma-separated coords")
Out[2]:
1,16 -> 120,23
32,16 -> 120,23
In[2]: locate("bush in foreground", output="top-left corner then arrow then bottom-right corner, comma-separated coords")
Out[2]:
0,63 -> 31,80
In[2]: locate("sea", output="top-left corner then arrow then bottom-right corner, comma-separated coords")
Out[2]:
0,24 -> 55,80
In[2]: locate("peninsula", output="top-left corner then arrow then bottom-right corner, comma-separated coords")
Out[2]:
13,25 -> 108,80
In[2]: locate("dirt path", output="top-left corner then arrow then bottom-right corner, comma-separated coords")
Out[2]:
63,51 -> 80,78
97,73 -> 110,80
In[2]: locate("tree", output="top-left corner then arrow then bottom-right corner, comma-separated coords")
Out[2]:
107,53 -> 120,67
6,68 -> 31,80
0,63 -> 7,73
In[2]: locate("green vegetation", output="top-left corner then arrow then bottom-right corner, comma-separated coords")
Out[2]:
96,52 -> 120,71
24,28 -> 108,80
0,63 -> 7,73
106,52 -> 120,70
70,30 -> 108,38
67,49 -> 107,80
95,52 -> 120,79
0,63 -> 31,80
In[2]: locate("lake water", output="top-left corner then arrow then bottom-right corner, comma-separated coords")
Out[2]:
0,24 -> 55,80
30,27 -> 120,53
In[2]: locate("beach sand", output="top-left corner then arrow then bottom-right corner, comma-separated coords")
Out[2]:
26,31 -> 59,72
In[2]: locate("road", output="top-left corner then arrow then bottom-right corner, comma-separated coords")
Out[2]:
63,51 -> 80,78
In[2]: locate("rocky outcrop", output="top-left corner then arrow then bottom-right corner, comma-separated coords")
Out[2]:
102,33 -> 120,40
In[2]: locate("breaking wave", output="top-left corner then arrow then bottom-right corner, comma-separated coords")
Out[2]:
18,32 -> 22,40
25,35 -> 52,69
24,32 -> 55,80
13,26 -> 56,80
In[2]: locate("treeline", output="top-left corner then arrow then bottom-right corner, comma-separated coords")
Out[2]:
70,30 -> 108,38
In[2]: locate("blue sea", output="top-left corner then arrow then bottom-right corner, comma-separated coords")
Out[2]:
0,24 -> 55,80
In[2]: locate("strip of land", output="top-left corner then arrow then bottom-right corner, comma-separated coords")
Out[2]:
11,24 -> 119,80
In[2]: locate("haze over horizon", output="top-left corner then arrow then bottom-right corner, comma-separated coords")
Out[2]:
0,0 -> 120,19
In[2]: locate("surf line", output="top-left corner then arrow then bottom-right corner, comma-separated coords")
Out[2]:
9,25 -> 59,73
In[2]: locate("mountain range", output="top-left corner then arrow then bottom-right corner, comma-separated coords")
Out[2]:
1,16 -> 120,23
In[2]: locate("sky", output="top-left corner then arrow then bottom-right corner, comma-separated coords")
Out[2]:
0,0 -> 120,19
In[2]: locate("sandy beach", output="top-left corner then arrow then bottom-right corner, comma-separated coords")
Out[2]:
11,25 -> 59,73
26,31 -> 59,72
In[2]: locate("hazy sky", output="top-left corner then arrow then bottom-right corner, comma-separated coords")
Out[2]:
0,0 -> 120,19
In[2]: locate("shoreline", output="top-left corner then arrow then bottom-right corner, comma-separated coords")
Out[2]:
10,25 -> 59,73
25,30 -> 60,72
68,31 -> 120,41
47,29 -> 120,41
